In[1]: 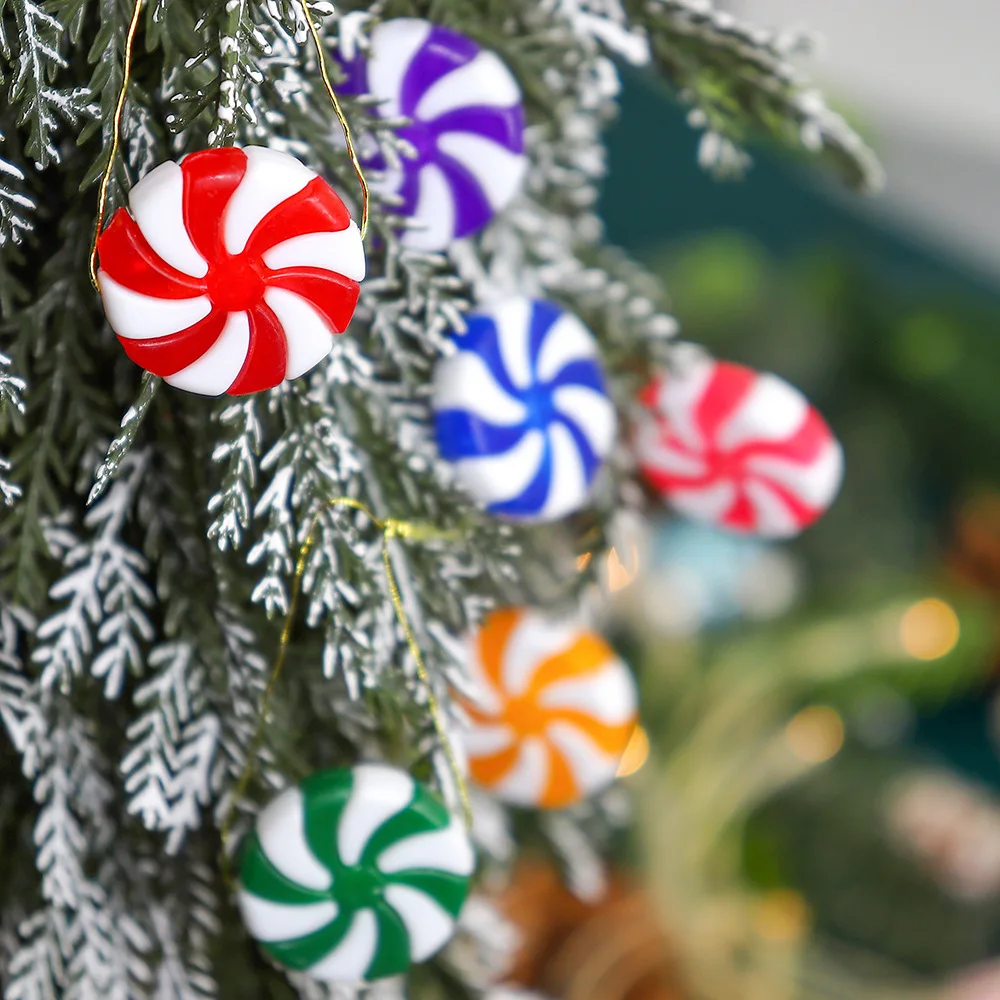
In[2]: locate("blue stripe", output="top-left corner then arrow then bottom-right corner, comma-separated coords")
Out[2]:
545,358 -> 606,393
454,315 -> 519,398
434,410 -> 526,460
556,416 -> 601,479
487,444 -> 552,518
527,301 -> 563,379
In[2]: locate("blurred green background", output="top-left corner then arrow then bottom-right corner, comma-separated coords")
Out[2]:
601,68 -> 1000,985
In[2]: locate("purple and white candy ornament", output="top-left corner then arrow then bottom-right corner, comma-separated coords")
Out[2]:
338,18 -> 527,251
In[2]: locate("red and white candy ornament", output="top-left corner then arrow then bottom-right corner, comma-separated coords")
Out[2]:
97,145 -> 365,396
634,355 -> 843,538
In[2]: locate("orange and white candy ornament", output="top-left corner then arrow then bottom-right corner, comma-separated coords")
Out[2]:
457,608 -> 639,809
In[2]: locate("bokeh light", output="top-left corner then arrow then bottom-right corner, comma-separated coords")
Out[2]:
616,725 -> 650,777
752,889 -> 811,943
607,545 -> 639,592
899,598 -> 960,660
785,705 -> 845,764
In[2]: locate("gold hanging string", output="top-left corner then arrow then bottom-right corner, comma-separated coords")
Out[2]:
299,0 -> 370,240
220,498 -> 470,888
88,0 -> 146,291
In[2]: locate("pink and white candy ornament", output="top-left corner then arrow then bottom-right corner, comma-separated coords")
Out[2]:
634,356 -> 843,537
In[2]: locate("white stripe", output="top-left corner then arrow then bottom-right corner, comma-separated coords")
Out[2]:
492,738 -> 549,807
224,146 -> 315,256
493,299 -> 533,390
129,160 -> 208,278
743,478 -> 801,538
237,892 -> 338,943
534,313 -> 598,384
262,223 -> 367,282
500,612 -> 579,698
538,662 -> 636,727
254,786 -> 332,892
377,819 -> 475,877
635,422 -> 706,478
545,722 -> 618,797
401,164 -> 456,251
338,765 -> 414,867
308,908 -> 378,982
453,429 -> 545,506
433,352 -> 527,426
552,385 -> 616,458
715,373 -> 808,451
660,359 -> 715,452
666,480 -> 738,525
98,273 -> 211,340
368,19 -> 432,120
383,884 -> 457,962
435,133 -> 526,212
164,310 -> 250,396
745,438 -> 844,508
415,50 -> 521,121
538,422 -> 589,521
460,722 -> 516,758
263,287 -> 334,381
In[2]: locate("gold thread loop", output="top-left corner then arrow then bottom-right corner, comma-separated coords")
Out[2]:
299,1 -> 370,240
89,0 -> 146,291
219,497 -> 470,889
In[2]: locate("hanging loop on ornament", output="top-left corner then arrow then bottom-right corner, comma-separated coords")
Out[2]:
298,0 -> 370,241
219,496 -> 470,889
88,0 -> 145,291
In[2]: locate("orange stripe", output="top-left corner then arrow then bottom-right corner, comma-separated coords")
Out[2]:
469,744 -> 520,787
478,608 -> 523,693
549,712 -> 637,755
528,634 -> 615,696
539,739 -> 578,809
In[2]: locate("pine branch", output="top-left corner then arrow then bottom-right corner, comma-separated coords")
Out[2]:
3,0 -> 96,168
0,141 -> 35,245
206,397 -> 262,552
0,350 -> 27,506
632,0 -> 883,191
122,642 -> 220,853
32,452 -> 153,697
88,372 -> 160,507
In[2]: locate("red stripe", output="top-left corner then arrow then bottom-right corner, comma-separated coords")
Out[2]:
97,210 -> 205,299
730,407 -> 833,464
243,177 -> 352,261
227,301 -> 287,395
181,147 -> 247,264
264,268 -> 360,334
117,308 -> 227,377
694,361 -> 757,444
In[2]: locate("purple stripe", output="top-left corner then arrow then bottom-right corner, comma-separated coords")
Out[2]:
433,154 -> 494,238
394,162 -> 423,218
398,25 -> 480,118
429,105 -> 526,154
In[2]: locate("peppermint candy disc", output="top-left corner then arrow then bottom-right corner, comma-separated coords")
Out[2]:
238,764 -> 475,982
457,608 -> 638,809
338,18 -> 526,251
634,357 -> 844,537
96,146 -> 366,396
433,299 -> 616,521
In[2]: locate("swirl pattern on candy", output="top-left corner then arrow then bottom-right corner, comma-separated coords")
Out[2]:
433,299 -> 616,521
457,608 -> 638,809
338,18 -> 526,251
96,146 -> 366,396
634,356 -> 844,537
238,764 -> 474,982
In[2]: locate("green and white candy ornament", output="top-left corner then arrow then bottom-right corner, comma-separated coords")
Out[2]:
238,763 -> 475,982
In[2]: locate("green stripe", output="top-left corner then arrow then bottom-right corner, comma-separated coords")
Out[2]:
262,910 -> 353,971
240,833 -> 329,906
360,789 -> 449,868
365,901 -> 412,980
301,769 -> 353,873
388,870 -> 470,918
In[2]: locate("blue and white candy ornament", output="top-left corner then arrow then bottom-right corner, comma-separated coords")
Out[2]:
433,298 -> 616,521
